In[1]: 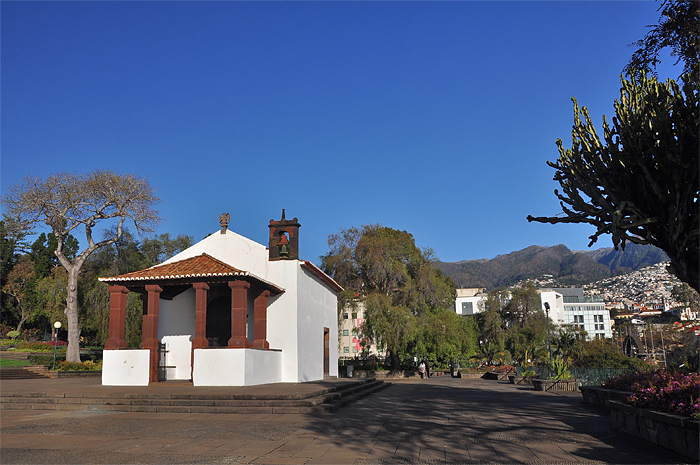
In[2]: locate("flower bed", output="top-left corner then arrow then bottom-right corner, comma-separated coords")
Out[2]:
603,370 -> 699,419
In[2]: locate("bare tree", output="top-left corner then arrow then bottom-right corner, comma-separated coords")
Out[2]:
2,171 -> 159,362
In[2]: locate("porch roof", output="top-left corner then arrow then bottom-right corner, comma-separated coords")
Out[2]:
99,253 -> 284,294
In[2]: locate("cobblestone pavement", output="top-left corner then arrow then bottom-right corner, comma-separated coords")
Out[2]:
1,376 -> 693,464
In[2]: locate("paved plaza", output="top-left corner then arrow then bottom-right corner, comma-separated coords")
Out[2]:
0,376 -> 693,464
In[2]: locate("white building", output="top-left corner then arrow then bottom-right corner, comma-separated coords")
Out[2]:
454,288 -> 487,316
99,211 -> 342,387
538,288 -> 612,340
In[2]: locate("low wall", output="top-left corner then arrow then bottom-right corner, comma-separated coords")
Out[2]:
532,379 -> 579,392
609,400 -> 699,460
482,371 -> 513,381
102,349 -> 150,386
508,375 -> 535,385
56,371 -> 101,378
580,386 -> 633,407
348,370 -> 454,379
193,348 -> 282,386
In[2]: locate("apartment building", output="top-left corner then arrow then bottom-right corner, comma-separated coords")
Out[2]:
338,302 -> 385,360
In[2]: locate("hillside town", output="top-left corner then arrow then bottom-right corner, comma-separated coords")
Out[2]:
584,262 -> 698,321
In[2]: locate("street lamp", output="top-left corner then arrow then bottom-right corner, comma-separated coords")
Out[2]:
52,321 -> 62,370
544,302 -> 553,374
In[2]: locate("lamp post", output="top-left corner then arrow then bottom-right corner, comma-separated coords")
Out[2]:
544,303 -> 553,373
52,321 -> 62,371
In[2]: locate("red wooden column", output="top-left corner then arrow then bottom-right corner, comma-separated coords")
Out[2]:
142,285 -> 162,383
191,282 -> 210,380
105,285 -> 129,350
192,283 -> 210,350
228,281 -> 250,348
252,290 -> 270,349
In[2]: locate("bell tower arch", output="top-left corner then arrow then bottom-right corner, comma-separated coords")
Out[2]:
269,209 -> 301,261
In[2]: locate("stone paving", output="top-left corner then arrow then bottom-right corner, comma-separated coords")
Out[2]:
1,376 -> 693,464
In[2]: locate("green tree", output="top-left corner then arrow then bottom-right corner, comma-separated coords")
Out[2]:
2,171 -> 160,362
501,283 -> 547,364
30,232 -> 79,278
527,74 -> 698,292
624,0 -> 699,83
2,255 -> 35,332
139,233 -> 194,268
0,217 -> 29,329
321,225 -> 458,369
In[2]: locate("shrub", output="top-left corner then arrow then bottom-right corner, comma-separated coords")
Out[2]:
21,328 -> 40,342
491,365 -> 516,373
11,341 -> 66,352
55,360 -> 102,371
7,330 -> 20,340
29,354 -> 65,365
603,370 -> 700,418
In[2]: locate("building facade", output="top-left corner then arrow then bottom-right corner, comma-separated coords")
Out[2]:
539,288 -> 612,340
454,288 -> 487,316
338,302 -> 385,360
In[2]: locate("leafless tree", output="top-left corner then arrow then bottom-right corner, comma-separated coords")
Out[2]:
2,171 -> 159,362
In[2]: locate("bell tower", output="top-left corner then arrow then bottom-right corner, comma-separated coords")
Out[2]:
269,209 -> 301,261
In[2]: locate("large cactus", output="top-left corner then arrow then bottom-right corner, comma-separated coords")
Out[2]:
528,74 -> 698,292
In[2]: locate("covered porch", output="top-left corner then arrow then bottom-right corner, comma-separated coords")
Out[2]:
99,253 -> 284,386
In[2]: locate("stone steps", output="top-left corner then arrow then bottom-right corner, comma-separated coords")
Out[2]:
0,378 -> 390,414
0,367 -> 51,380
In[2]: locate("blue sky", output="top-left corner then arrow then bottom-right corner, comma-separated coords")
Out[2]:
1,1 -> 681,266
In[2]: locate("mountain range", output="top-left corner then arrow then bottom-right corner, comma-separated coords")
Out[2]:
435,243 -> 669,289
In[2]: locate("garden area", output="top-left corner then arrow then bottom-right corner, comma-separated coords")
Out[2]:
1,326 -> 103,371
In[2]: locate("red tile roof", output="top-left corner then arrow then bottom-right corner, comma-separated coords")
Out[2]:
99,254 -> 280,291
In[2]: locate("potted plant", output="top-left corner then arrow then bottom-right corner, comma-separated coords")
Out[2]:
532,357 -> 578,391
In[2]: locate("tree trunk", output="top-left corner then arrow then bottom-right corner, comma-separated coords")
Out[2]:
390,351 -> 401,370
64,266 -> 81,363
15,307 -> 27,334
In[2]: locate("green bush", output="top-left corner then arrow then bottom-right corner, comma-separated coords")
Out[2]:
55,360 -> 102,371
7,330 -> 20,340
28,354 -> 65,365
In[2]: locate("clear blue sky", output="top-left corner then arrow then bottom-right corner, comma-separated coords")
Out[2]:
1,1 -> 681,266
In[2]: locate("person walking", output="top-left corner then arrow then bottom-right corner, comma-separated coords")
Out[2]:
419,361 -> 426,379
425,359 -> 431,378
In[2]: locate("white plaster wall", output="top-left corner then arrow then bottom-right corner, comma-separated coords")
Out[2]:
161,230 -> 269,278
102,349 -> 150,386
539,291 -> 565,325
296,264 -> 339,381
158,288 -> 195,380
161,335 -> 192,380
193,348 -> 281,386
159,288 -> 196,339
266,260 -> 299,382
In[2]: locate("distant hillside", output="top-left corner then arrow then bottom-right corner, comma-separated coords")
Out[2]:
436,244 -> 668,289
576,243 -> 669,276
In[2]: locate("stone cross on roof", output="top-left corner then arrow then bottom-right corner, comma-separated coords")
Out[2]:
219,213 -> 230,234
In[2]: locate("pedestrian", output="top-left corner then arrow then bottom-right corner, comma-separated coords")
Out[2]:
425,359 -> 431,378
419,361 -> 426,379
